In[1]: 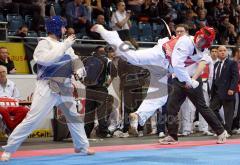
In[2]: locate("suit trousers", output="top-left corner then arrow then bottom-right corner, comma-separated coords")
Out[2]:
210,94 -> 235,134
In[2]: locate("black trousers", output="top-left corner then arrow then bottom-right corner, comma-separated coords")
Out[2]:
157,105 -> 167,133
210,94 -> 235,134
167,78 -> 224,140
232,93 -> 240,129
157,77 -> 172,133
84,87 -> 113,138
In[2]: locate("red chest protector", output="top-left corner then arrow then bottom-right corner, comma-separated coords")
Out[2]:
162,36 -> 180,64
162,36 -> 197,67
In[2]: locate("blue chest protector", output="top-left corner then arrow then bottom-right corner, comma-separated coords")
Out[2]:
37,54 -> 72,80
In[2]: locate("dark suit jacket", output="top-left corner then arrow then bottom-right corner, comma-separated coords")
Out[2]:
211,58 -> 239,100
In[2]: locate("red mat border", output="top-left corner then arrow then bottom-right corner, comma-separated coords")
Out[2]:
2,139 -> 240,158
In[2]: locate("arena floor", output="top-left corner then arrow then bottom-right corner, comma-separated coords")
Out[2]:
1,134 -> 240,164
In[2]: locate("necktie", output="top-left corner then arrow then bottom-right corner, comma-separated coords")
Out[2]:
216,61 -> 222,79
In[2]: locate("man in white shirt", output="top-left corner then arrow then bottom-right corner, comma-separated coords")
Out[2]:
111,1 -> 131,31
0,65 -> 20,99
210,46 -> 218,65
1,16 -> 94,162
0,65 -> 28,138
91,24 -> 227,144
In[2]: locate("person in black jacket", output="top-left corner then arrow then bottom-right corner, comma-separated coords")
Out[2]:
0,47 -> 16,74
210,45 -> 239,135
84,46 -> 116,138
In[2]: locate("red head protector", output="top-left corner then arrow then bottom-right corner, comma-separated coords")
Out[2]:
194,26 -> 215,49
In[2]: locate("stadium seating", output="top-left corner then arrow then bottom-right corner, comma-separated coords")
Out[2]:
7,14 -> 23,31
129,20 -> 139,41
139,22 -> 153,42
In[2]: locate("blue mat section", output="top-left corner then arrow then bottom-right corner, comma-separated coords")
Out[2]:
3,144 -> 240,165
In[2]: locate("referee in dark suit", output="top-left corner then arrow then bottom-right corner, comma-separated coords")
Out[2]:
210,45 -> 239,135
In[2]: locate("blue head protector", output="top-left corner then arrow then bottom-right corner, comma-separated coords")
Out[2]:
45,16 -> 67,38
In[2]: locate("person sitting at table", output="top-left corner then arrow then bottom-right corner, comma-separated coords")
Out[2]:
0,65 -> 29,134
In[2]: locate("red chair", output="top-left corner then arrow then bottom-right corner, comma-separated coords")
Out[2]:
0,97 -> 29,132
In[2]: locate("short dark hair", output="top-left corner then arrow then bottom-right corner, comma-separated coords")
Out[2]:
94,46 -> 104,52
209,46 -> 218,51
175,24 -> 189,33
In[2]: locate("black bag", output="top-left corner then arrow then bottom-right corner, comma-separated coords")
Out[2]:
82,55 -> 105,86
51,107 -> 70,141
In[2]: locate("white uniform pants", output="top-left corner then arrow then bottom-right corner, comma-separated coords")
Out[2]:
2,81 -> 89,153
180,82 -> 210,132
136,76 -> 168,126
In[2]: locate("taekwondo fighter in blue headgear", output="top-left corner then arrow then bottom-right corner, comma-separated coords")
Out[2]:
1,16 -> 94,161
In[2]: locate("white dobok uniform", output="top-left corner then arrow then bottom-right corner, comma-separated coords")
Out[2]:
2,37 -> 89,153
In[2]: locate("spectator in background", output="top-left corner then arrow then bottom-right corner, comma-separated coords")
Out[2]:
223,0 -> 235,23
84,0 -> 104,22
195,9 -> 208,29
0,65 -> 19,99
66,27 -> 75,37
13,25 -> 29,42
217,15 -> 230,43
10,0 -> 45,33
0,65 -> 28,134
209,46 -> 219,65
219,36 -> 229,45
195,0 -> 204,10
33,0 -> 46,17
157,0 -> 172,19
203,0 -> 214,14
213,2 -> 226,26
141,0 -> 160,20
0,0 -> 12,13
126,0 -> 144,20
234,5 -> 240,33
15,25 -> 28,38
172,0 -> 188,23
226,23 -> 237,45
0,47 -> 16,74
111,1 -> 131,31
65,0 -> 89,33
236,34 -> 240,47
183,9 -> 197,35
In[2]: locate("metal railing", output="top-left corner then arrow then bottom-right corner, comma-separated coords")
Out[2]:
5,35 -> 239,48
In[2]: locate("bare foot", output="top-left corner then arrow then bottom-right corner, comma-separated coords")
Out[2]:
75,148 -> 95,155
90,24 -> 100,32
0,152 -> 11,161
128,113 -> 139,136
90,24 -> 104,33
